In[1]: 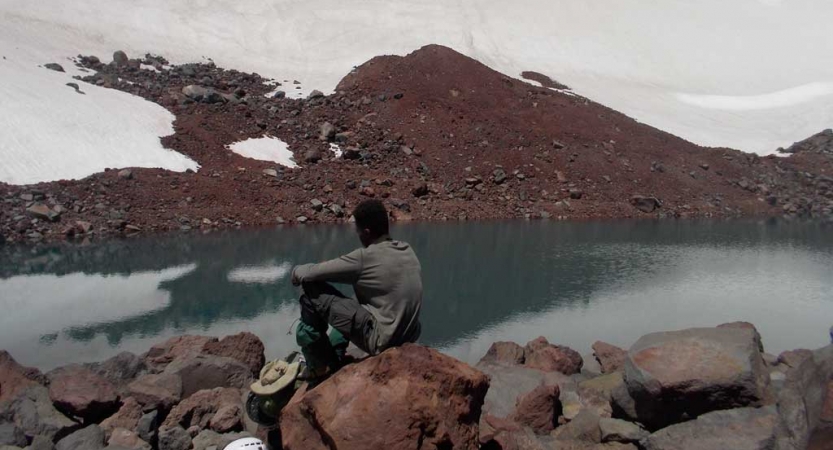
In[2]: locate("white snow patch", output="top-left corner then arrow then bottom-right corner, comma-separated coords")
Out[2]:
140,63 -> 159,72
228,136 -> 298,168
676,82 -> 833,111
227,261 -> 292,284
329,143 -> 343,158
2,0 -> 833,157
0,22 -> 199,185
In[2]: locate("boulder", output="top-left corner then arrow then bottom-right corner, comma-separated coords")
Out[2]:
304,149 -> 322,163
107,428 -> 150,450
524,337 -> 583,375
48,365 -> 120,422
598,418 -> 648,444
308,90 -> 324,99
208,404 -> 241,433
642,406 -> 777,450
143,335 -> 214,370
161,387 -> 242,431
0,351 -> 41,404
475,362 -> 571,420
191,430 -> 253,450
778,349 -> 813,369
100,398 -> 143,438
44,63 -> 65,72
1,386 -> 77,441
26,204 -> 60,222
629,196 -> 661,213
112,51 -> 129,66
202,332 -> 265,376
319,122 -> 336,141
509,384 -> 561,434
624,327 -> 768,429
90,352 -> 145,389
161,355 -> 251,398
822,381 -> 833,423
553,409 -> 601,443
157,426 -> 191,450
774,345 -> 833,450
280,344 -> 489,450
480,342 -> 525,366
28,435 -> 54,450
55,425 -> 105,450
592,341 -> 627,374
135,411 -> 159,444
117,169 -> 133,180
126,373 -> 182,412
0,423 -> 26,447
718,321 -> 764,352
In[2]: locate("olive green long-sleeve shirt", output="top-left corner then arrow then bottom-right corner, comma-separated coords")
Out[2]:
291,237 -> 422,354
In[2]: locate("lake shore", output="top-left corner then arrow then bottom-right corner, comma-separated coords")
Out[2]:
1,323 -> 831,449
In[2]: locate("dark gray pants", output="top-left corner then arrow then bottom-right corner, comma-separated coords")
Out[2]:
300,281 -> 375,355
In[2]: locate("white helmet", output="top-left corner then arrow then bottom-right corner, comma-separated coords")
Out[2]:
224,438 -> 266,450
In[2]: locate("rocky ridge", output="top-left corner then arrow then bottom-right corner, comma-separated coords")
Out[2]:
0,322 -> 831,449
1,46 -> 832,244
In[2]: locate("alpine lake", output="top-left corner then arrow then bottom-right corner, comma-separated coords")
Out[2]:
1,218 -> 832,370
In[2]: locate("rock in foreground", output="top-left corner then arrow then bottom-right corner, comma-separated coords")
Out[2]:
279,344 -> 489,450
642,406 -> 777,450
624,326 -> 769,428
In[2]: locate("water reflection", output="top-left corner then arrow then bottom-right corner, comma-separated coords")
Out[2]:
0,219 -> 831,370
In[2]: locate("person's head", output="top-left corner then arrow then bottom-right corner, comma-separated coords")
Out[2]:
352,200 -> 389,247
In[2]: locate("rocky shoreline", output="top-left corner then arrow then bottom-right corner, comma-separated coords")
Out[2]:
2,45 -> 832,245
1,323 -> 831,450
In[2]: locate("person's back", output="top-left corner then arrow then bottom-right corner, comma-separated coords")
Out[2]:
290,199 -> 423,379
352,237 -> 422,353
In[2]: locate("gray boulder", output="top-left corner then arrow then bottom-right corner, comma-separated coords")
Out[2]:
44,63 -> 65,72
624,326 -> 768,428
127,373 -> 182,412
161,355 -> 252,398
475,361 -> 571,419
55,425 -> 105,450
774,344 -> 833,450
112,51 -> 129,66
29,435 -> 55,450
0,423 -> 26,447
599,418 -> 648,443
157,426 -> 191,450
553,409 -> 601,443
642,406 -> 777,450
0,386 -> 77,441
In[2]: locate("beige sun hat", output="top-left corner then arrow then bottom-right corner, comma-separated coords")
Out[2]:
250,359 -> 300,395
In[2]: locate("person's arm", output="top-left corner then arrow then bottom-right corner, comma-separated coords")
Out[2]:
291,248 -> 363,285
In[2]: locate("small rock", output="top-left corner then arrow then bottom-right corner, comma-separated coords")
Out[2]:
523,337 -> 582,374
553,409 -> 601,443
118,169 -> 133,180
136,411 -> 159,444
310,199 -> 324,211
44,63 -> 65,72
700,163 -> 710,171
308,90 -> 324,99
271,90 -> 286,99
599,418 -> 648,443
329,204 -> 344,217
262,168 -> 278,177
630,195 -> 661,213
411,183 -> 429,198
479,342 -> 525,366
641,406 -> 776,450
569,189 -> 583,200
304,149 -> 322,163
0,423 -> 26,447
296,216 -> 309,224
510,384 -> 561,434
360,186 -> 375,197
157,427 -> 191,450
26,203 -> 61,222
552,140 -> 566,149
592,341 -> 627,373
113,51 -> 129,66
55,425 -> 105,450
493,169 -> 507,185
319,122 -> 336,141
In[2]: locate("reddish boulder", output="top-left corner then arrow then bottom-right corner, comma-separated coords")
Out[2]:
524,337 -> 583,375
109,427 -> 151,450
778,349 -> 814,368
280,344 -> 489,450
127,373 -> 182,412
479,342 -> 525,366
161,387 -> 242,431
143,335 -> 214,370
203,332 -> 265,375
592,341 -> 627,374
48,365 -> 120,422
101,397 -> 143,438
208,404 -> 242,433
510,384 -> 561,434
718,321 -> 764,352
0,351 -> 42,404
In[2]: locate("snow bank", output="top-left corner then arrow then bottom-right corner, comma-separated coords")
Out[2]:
0,20 -> 198,185
227,136 -> 298,168
2,0 -> 833,163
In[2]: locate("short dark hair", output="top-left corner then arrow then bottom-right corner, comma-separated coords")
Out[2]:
353,200 -> 389,236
